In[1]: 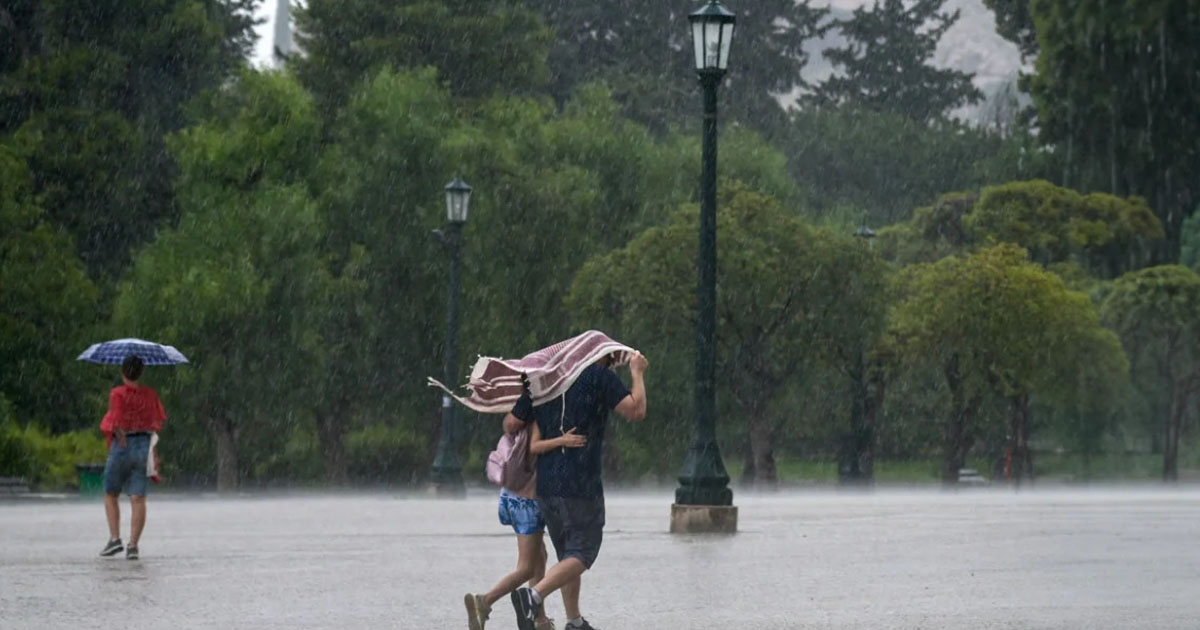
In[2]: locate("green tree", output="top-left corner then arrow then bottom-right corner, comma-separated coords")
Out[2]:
0,144 -> 101,432
878,180 -> 1164,278
890,244 -> 1127,483
1100,265 -> 1200,481
114,71 -> 328,490
294,0 -> 553,114
1182,210 -> 1200,270
520,0 -> 825,138
781,108 -> 1034,223
568,183 -> 888,486
1027,0 -> 1200,261
982,0 -> 1037,59
1,0 -> 258,277
809,0 -> 981,124
313,67 -> 458,482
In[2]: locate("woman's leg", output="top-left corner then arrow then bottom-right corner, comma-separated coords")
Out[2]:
129,495 -> 147,546
104,493 -> 121,539
482,533 -> 540,607
102,446 -> 123,540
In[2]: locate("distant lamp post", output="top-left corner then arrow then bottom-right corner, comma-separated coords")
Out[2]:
671,1 -> 738,535
840,222 -> 877,485
854,224 -> 877,242
430,178 -> 472,497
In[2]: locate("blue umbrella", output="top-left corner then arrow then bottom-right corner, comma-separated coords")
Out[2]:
77,338 -> 189,366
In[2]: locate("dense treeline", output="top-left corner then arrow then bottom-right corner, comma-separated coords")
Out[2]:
1,0 -> 1198,490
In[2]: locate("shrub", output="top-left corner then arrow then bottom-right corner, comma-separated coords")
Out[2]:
346,424 -> 426,484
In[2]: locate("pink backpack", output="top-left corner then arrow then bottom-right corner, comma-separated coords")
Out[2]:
486,425 -> 535,491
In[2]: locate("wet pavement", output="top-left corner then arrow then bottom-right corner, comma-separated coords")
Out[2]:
2,487 -> 1199,629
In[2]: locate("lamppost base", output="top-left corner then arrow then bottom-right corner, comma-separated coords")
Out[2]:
427,469 -> 465,498
670,503 -> 738,534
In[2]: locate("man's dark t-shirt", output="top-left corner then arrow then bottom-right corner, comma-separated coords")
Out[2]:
512,364 -> 631,500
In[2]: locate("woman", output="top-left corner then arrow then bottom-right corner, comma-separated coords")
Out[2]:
98,355 -> 167,560
464,422 -> 586,630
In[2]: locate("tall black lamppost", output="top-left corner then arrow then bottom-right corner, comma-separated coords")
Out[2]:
672,1 -> 737,533
430,178 -> 472,496
840,222 -> 877,485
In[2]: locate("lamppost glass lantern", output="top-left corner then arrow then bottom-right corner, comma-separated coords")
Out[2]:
444,178 -> 472,224
689,1 -> 736,74
854,224 -> 877,241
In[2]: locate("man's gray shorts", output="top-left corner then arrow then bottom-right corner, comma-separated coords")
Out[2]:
538,495 -> 605,569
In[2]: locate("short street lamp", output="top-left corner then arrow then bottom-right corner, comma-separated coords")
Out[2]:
430,178 -> 472,496
671,1 -> 738,534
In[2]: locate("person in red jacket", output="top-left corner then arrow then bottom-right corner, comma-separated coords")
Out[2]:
98,355 -> 167,560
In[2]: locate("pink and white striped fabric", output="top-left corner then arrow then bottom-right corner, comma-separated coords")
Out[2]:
428,330 -> 636,414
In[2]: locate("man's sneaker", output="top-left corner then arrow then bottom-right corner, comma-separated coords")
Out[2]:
126,545 -> 139,560
535,618 -> 557,630
464,593 -> 490,630
565,618 -> 598,630
99,538 -> 124,557
510,587 -> 540,630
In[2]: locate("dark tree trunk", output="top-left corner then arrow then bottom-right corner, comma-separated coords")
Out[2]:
1163,383 -> 1184,482
739,442 -> 755,488
941,355 -> 976,485
840,350 -> 878,485
316,406 -> 349,486
746,401 -> 777,489
208,415 -> 239,492
1008,394 -> 1034,487
862,360 -> 887,481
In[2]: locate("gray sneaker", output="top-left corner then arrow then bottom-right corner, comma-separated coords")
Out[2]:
125,545 -> 139,560
535,618 -> 557,630
99,538 -> 124,557
464,593 -> 490,630
566,618 -> 598,630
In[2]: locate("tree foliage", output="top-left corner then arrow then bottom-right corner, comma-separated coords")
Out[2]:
781,108 -> 1034,223
114,71 -> 329,490
519,0 -> 825,138
568,183 -> 889,485
889,244 -> 1128,482
0,0 -> 257,277
982,0 -> 1038,59
0,144 -> 102,432
809,0 -> 981,124
878,180 -> 1164,278
1100,265 -> 1200,481
1027,0 -> 1200,260
294,0 -> 554,113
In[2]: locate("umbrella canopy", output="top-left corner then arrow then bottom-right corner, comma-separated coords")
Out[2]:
77,338 -> 189,366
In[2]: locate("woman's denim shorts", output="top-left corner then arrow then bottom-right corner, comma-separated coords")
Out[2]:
498,488 -> 545,535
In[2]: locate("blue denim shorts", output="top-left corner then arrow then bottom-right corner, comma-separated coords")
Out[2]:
498,489 -> 544,535
104,434 -> 150,496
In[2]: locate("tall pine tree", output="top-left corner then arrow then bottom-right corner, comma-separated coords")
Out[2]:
808,0 -> 980,124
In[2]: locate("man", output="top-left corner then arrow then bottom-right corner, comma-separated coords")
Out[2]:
98,355 -> 167,560
502,351 -> 648,630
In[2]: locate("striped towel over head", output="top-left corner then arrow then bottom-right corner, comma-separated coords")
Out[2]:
428,330 -> 636,414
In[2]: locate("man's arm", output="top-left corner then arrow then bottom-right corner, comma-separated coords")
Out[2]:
614,352 -> 648,421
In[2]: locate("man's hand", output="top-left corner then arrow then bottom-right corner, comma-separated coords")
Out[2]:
615,352 -> 648,421
628,352 -> 648,375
